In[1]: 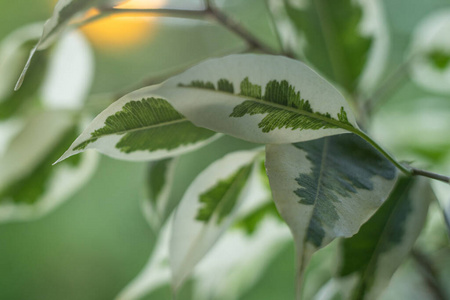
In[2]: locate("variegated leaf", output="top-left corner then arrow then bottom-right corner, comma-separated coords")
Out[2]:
56,96 -> 220,162
409,9 -> 450,94
141,158 -> 178,230
265,133 -> 397,298
15,0 -> 127,90
170,149 -> 261,290
270,0 -> 386,93
0,23 -> 48,120
156,54 -> 359,144
336,177 -> 433,300
0,111 -> 98,222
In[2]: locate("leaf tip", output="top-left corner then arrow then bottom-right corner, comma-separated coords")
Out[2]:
14,45 -> 38,91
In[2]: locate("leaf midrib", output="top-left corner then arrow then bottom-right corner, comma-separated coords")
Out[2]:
175,161 -> 254,286
79,118 -> 188,145
178,86 -> 357,133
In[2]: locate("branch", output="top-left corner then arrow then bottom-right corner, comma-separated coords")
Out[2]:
411,168 -> 450,184
205,2 -> 289,57
78,4 -> 293,58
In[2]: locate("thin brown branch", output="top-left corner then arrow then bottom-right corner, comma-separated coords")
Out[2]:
411,168 -> 450,184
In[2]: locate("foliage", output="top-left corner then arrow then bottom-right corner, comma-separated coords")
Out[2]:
1,0 -> 449,299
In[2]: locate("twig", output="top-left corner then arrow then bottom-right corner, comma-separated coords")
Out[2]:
77,4 -> 293,58
411,168 -> 450,184
411,249 -> 447,300
204,1 -> 286,56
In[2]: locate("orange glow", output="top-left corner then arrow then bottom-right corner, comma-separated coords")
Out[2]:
115,0 -> 168,9
50,0 -> 167,51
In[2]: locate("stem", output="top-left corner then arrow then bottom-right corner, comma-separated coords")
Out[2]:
411,168 -> 450,184
77,4 -> 292,58
205,1 -> 283,56
354,130 -> 412,175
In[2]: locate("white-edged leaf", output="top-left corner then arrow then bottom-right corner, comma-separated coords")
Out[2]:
56,96 -> 221,162
170,149 -> 261,290
193,217 -> 291,300
15,0 -> 127,90
432,179 -> 450,234
154,54 -> 359,144
0,23 -> 43,100
335,177 -> 433,300
0,111 -> 98,222
409,9 -> 450,94
115,219 -> 173,300
379,258 -> 438,300
269,0 -> 383,93
265,133 -> 397,298
0,23 -> 48,121
141,158 -> 178,230
40,30 -> 94,109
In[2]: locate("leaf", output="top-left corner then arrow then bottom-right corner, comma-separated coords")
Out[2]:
281,0 -> 373,92
141,158 -> 178,230
336,177 -> 433,300
193,217 -> 291,300
0,111 -> 98,222
117,212 -> 290,300
409,9 -> 450,94
116,220 -> 173,300
265,133 -> 397,298
15,0 -> 127,90
40,30 -> 94,109
0,23 -> 48,121
169,149 -> 261,290
106,54 -> 359,147
56,96 -> 220,162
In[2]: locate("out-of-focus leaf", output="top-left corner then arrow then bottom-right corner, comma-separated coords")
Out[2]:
15,0 -> 127,90
169,149 -> 261,290
0,111 -> 98,222
0,23 -> 48,121
40,30 -> 94,109
409,9 -> 450,94
336,177 -> 432,300
141,158 -> 178,231
265,133 -> 397,298
280,0 -> 373,92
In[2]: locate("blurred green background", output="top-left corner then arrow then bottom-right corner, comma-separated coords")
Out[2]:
0,0 -> 449,299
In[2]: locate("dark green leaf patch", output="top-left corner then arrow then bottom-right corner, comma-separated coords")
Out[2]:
0,126 -> 81,205
180,77 -> 354,133
293,133 -> 396,247
195,163 -> 253,225
73,97 -> 215,153
337,177 -> 416,300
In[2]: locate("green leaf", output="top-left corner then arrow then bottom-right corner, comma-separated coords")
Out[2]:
409,10 -> 450,94
169,149 -> 261,290
15,0 -> 127,90
195,163 -> 253,224
141,158 -> 178,230
0,23 -> 48,121
265,133 -> 397,297
57,97 -> 219,162
282,0 -> 373,92
337,177 -> 432,300
111,54 -> 360,146
428,50 -> 450,70
0,111 -> 98,222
